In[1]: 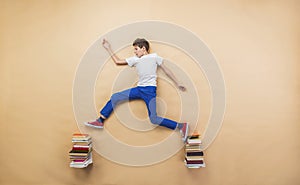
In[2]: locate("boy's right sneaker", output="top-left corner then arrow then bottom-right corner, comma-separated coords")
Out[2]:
84,120 -> 104,129
180,123 -> 189,142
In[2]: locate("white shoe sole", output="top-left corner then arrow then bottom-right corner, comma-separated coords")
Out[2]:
84,122 -> 103,129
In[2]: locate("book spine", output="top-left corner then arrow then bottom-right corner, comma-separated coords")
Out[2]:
186,151 -> 204,156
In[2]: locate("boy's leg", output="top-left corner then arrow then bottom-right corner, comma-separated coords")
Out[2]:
147,96 -> 178,129
141,86 -> 189,141
140,86 -> 178,130
100,87 -> 141,119
85,87 -> 141,128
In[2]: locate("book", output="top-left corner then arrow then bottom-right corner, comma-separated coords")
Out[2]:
187,133 -> 202,144
185,148 -> 202,152
73,145 -> 92,149
185,145 -> 201,149
185,163 -> 206,168
70,159 -> 92,168
72,133 -> 90,137
188,133 -> 200,139
186,151 -> 204,156
69,152 -> 89,157
69,155 -> 89,160
70,154 -> 93,168
185,160 -> 204,164
187,138 -> 202,145
72,141 -> 92,146
71,147 -> 92,152
185,156 -> 204,161
72,138 -> 91,142
184,159 -> 206,167
69,150 -> 91,154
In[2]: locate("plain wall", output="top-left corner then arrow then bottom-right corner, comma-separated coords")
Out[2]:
1,0 -> 299,185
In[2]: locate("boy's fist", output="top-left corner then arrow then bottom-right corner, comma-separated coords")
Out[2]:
102,39 -> 111,50
178,84 -> 186,92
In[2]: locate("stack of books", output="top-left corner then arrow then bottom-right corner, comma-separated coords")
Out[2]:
69,133 -> 93,168
184,133 -> 205,168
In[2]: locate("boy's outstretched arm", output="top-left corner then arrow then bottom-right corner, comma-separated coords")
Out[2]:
159,63 -> 186,92
102,39 -> 127,65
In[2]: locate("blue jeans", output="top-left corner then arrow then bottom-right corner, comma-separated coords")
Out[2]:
100,86 -> 178,130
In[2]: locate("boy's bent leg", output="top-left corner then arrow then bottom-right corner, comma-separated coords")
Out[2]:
149,115 -> 178,130
142,89 -> 177,130
142,87 -> 189,141
149,115 -> 189,141
99,100 -> 113,119
100,87 -> 141,119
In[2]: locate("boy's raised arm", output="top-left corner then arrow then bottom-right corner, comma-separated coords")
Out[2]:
102,39 -> 127,65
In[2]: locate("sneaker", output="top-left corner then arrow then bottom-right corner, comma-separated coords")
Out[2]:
84,120 -> 104,129
180,123 -> 189,142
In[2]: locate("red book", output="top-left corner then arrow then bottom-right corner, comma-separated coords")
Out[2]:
185,160 -> 204,164
72,147 -> 90,151
71,149 -> 90,153
73,159 -> 87,163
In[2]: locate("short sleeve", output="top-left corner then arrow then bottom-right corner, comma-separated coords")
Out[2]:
125,56 -> 137,67
156,55 -> 163,66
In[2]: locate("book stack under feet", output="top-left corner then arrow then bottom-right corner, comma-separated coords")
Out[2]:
69,133 -> 93,168
184,133 -> 205,168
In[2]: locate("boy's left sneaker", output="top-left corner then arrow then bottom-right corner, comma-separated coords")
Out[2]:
180,123 -> 189,142
84,120 -> 104,129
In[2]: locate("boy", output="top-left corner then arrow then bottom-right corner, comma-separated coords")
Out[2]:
84,38 -> 189,141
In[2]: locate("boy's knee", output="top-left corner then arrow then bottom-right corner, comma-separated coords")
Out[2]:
111,93 -> 118,100
149,116 -> 162,125
111,93 -> 123,101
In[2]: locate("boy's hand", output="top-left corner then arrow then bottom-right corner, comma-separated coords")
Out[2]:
102,39 -> 111,50
177,84 -> 186,92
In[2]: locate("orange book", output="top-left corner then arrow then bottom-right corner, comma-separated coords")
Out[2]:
72,133 -> 89,137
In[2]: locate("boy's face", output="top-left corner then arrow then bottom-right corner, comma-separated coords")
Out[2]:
133,45 -> 146,58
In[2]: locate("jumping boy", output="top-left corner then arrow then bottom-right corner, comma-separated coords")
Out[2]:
84,38 -> 189,141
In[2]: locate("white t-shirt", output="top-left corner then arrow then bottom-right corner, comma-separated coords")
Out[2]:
126,53 -> 163,87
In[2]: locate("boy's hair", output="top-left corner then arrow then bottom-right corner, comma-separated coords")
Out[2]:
133,38 -> 150,52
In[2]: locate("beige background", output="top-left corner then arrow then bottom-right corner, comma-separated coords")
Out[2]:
1,0 -> 300,185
